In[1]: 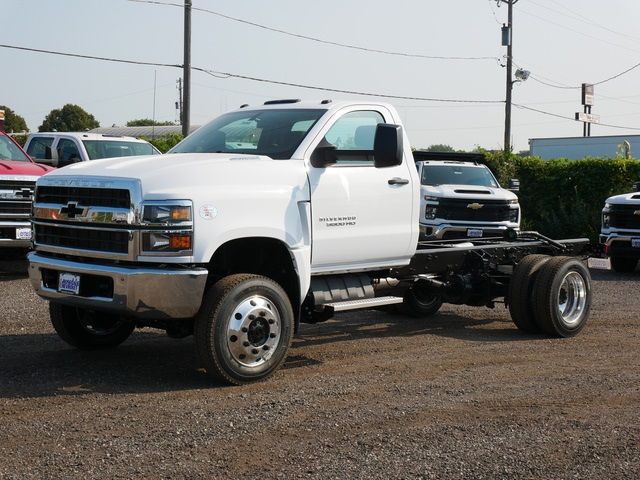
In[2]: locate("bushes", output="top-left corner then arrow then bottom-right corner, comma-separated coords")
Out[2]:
141,133 -> 183,153
484,152 -> 640,241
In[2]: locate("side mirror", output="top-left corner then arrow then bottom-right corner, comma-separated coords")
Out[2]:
373,124 -> 403,168
633,181 -> 640,192
508,178 -> 520,192
310,138 -> 337,168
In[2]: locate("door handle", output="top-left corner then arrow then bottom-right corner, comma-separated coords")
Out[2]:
388,177 -> 409,185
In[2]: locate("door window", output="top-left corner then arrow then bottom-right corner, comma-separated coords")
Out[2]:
323,111 -> 384,164
57,139 -> 82,165
26,136 -> 54,160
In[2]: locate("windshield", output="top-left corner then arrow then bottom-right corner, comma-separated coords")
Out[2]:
83,140 -> 157,160
421,164 -> 499,188
169,109 -> 326,159
0,135 -> 30,162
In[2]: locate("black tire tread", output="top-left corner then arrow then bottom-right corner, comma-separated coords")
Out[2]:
508,254 -> 550,333
610,256 -> 638,273
194,274 -> 293,386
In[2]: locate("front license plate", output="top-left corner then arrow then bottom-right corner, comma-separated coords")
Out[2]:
467,229 -> 483,238
15,228 -> 32,240
587,257 -> 611,270
58,273 -> 81,295
632,238 -> 640,248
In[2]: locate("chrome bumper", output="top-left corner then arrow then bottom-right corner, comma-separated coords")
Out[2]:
419,223 -> 516,240
27,252 -> 208,319
0,221 -> 32,248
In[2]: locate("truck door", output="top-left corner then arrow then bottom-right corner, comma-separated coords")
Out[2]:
306,107 -> 415,271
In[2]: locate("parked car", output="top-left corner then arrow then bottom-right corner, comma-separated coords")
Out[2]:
0,131 -> 54,247
24,133 -> 160,167
27,100 -> 591,385
414,151 -> 521,240
599,181 -> 640,272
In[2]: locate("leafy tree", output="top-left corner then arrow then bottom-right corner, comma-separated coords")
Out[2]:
39,104 -> 99,132
0,105 -> 28,133
140,133 -> 183,153
126,118 -> 176,127
424,144 -> 457,152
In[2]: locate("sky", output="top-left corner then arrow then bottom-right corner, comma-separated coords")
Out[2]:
3,0 -> 640,152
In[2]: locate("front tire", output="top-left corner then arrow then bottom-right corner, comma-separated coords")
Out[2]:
49,304 -> 135,349
195,274 -> 294,385
610,256 -> 638,273
532,257 -> 592,338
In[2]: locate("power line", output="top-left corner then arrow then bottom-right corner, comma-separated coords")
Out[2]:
127,0 -> 499,61
513,103 -> 640,131
0,43 -> 504,104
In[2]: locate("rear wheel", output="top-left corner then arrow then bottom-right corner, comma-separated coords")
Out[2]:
508,254 -> 550,333
50,304 -> 135,349
532,257 -> 592,337
399,281 -> 443,318
610,256 -> 638,273
194,274 -> 294,385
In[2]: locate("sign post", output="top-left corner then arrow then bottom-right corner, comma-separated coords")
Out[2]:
577,83 -> 595,137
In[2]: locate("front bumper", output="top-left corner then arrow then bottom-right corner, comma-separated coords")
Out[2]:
28,252 -> 208,319
420,223 -> 517,240
599,232 -> 640,258
0,221 -> 32,248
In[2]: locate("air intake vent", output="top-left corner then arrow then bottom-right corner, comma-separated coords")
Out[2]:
454,189 -> 491,195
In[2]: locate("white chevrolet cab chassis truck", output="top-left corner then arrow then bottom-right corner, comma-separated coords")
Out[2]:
28,100 -> 593,385
600,182 -> 640,272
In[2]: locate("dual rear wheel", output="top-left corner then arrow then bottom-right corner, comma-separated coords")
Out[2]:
509,255 -> 592,337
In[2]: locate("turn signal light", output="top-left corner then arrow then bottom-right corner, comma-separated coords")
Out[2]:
170,206 -> 191,221
169,234 -> 192,250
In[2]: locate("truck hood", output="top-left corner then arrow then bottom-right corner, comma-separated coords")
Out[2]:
41,152 -> 309,199
0,159 -> 54,177
421,184 -> 518,202
606,192 -> 640,205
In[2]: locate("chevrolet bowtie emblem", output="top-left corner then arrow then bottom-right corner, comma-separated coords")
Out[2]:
467,203 -> 484,210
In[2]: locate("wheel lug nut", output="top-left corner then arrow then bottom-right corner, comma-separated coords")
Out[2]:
268,319 -> 275,324
241,327 -> 248,333
262,345 -> 269,351
239,354 -> 246,360
269,333 -> 276,338
243,341 -> 250,347
252,349 -> 259,355
230,335 -> 238,342
259,311 -> 266,317
249,315 -> 255,320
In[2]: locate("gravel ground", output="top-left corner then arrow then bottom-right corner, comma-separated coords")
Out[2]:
0,252 -> 638,479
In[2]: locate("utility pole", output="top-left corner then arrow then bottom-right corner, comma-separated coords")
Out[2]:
182,0 -> 192,137
177,78 -> 183,125
498,0 -> 518,156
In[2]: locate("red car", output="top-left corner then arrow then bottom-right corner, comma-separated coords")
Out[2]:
0,132 -> 55,248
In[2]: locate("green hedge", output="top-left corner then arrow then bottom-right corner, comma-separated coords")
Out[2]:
484,152 -> 640,241
140,133 -> 183,153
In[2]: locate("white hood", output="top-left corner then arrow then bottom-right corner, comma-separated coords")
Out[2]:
421,184 -> 518,202
606,192 -> 640,206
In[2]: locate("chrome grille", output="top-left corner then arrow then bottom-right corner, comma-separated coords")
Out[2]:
0,178 -> 35,220
36,186 -> 130,208
34,224 -> 129,254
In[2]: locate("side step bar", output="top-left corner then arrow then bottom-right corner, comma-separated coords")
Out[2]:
323,296 -> 404,312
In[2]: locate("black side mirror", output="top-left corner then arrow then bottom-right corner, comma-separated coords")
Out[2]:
44,145 -> 53,160
633,181 -> 640,192
373,124 -> 403,168
508,178 -> 520,192
310,138 -> 337,168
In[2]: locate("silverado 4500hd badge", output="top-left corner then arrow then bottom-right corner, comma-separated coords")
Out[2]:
318,216 -> 357,227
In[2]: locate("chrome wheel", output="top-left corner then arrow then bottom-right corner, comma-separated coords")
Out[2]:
226,295 -> 281,368
556,271 -> 587,327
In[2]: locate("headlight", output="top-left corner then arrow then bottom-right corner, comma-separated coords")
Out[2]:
508,208 -> 519,223
143,203 -> 192,224
425,206 -> 438,220
508,199 -> 519,204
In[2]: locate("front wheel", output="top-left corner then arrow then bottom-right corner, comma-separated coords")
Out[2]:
194,274 -> 294,385
50,304 -> 135,349
610,256 -> 638,273
532,257 -> 592,338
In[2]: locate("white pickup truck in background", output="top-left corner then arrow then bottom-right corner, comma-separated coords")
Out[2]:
414,151 -> 520,240
600,181 -> 640,272
24,132 -> 160,168
27,99 -> 592,385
